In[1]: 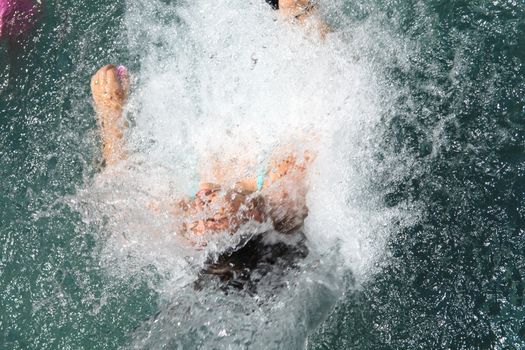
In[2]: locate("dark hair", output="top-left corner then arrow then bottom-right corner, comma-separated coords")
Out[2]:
265,0 -> 279,10
196,232 -> 308,293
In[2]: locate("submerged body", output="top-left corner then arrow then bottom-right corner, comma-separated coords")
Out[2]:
88,1 -> 327,286
91,63 -> 313,245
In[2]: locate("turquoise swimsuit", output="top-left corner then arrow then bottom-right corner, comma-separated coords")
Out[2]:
257,171 -> 265,191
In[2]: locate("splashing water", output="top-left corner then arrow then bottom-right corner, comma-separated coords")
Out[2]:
71,0 -> 414,348
2,0 -> 524,348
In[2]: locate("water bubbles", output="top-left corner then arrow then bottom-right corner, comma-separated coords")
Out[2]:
70,0 -> 414,347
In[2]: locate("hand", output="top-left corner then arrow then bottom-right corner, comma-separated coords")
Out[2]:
90,64 -> 129,112
262,150 -> 314,233
266,150 -> 313,186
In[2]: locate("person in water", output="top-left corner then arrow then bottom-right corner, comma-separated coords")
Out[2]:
90,64 -> 312,244
90,0 -> 325,244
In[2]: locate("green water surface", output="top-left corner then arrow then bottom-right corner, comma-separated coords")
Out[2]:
1,0 -> 525,349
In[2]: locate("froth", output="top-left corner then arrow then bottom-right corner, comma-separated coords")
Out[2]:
74,0 -> 412,347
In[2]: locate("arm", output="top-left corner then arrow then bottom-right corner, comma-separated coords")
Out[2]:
234,151 -> 314,233
174,151 -> 313,243
90,64 -> 129,166
261,152 -> 312,233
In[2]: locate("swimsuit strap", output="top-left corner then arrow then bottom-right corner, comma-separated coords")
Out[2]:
256,152 -> 271,191
257,171 -> 265,191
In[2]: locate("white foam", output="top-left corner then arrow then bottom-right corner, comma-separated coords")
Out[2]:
73,0 -> 416,347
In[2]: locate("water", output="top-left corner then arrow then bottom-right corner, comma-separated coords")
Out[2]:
1,0 -> 524,349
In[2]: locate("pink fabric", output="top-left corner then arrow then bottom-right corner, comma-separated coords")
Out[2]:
0,0 -> 39,39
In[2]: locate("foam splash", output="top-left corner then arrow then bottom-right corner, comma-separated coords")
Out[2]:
74,0 -> 414,347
